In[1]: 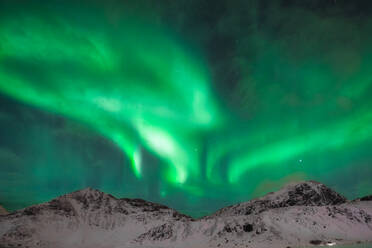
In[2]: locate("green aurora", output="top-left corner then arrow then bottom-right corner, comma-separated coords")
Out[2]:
0,0 -> 371,217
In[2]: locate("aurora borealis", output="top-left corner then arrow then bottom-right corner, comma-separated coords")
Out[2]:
0,0 -> 372,217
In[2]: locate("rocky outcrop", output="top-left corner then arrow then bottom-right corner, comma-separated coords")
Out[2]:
358,195 -> 372,202
135,223 -> 174,242
208,181 -> 347,218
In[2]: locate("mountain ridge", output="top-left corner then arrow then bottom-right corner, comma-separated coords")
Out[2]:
0,180 -> 371,248
2,181 -> 365,219
206,180 -> 348,219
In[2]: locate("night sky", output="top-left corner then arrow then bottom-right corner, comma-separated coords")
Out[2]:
0,0 -> 372,217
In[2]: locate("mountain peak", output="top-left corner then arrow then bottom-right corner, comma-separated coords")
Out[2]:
12,187 -> 192,222
273,180 -> 347,206
68,187 -> 107,195
65,187 -> 117,202
210,180 -> 347,218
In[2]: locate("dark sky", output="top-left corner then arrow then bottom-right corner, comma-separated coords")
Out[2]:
0,0 -> 371,217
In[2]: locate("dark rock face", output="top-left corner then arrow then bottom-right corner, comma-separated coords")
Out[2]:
284,182 -> 346,206
70,188 -> 116,212
124,198 -> 169,212
324,205 -> 372,223
23,206 -> 41,216
359,195 -> 372,201
135,223 -> 174,242
1,225 -> 34,246
121,198 -> 192,221
48,198 -> 76,216
243,223 -> 253,232
309,240 -> 323,245
218,221 -> 266,237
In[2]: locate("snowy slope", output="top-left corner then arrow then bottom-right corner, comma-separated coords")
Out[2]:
203,201 -> 372,248
0,181 -> 371,248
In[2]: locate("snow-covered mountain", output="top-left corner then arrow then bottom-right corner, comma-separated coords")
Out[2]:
0,188 -> 191,248
0,181 -> 371,248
